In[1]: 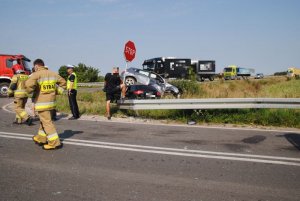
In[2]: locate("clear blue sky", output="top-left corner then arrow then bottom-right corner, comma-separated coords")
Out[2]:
1,0 -> 299,75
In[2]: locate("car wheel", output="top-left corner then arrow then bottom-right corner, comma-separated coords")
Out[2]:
0,82 -> 10,97
209,76 -> 214,81
125,77 -> 136,86
174,93 -> 181,98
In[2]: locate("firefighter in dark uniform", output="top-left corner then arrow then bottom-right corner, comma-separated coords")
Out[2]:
66,64 -> 80,120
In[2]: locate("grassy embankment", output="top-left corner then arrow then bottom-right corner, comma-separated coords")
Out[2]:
56,76 -> 300,128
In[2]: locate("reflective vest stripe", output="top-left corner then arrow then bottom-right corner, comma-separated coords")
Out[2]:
38,77 -> 58,93
37,77 -> 58,84
19,75 -> 29,81
14,90 -> 27,95
35,102 -> 56,110
67,72 -> 78,90
38,130 -> 47,137
47,133 -> 59,141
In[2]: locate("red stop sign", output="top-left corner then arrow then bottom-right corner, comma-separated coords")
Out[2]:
124,40 -> 136,62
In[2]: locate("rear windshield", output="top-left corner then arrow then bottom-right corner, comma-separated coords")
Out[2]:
143,62 -> 155,70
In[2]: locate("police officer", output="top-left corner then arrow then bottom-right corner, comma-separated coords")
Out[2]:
26,59 -> 66,150
8,67 -> 33,125
66,64 -> 80,120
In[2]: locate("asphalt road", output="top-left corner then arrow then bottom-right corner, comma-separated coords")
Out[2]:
0,98 -> 300,201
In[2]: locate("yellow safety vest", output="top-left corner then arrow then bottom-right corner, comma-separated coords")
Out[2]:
67,72 -> 78,90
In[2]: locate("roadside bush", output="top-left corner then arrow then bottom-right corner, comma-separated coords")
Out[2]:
169,80 -> 203,97
58,63 -> 103,82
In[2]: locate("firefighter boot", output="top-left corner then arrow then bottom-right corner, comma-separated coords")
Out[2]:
43,139 -> 63,150
25,116 -> 33,126
13,118 -> 22,125
32,135 -> 47,146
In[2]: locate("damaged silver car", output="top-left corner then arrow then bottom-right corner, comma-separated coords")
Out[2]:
121,67 -> 181,98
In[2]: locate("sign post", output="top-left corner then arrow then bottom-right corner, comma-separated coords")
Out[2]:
123,40 -> 136,83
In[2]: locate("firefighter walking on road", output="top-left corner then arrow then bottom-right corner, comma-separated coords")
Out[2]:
25,59 -> 66,150
8,67 -> 33,125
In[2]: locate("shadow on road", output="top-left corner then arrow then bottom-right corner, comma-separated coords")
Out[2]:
278,133 -> 300,151
60,130 -> 84,141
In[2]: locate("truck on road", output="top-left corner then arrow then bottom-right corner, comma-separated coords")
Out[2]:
191,60 -> 216,81
0,54 -> 31,97
287,67 -> 300,78
142,57 -> 191,79
142,57 -> 216,81
223,65 -> 254,80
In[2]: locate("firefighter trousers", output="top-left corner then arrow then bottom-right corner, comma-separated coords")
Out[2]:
14,98 -> 29,123
37,110 -> 60,143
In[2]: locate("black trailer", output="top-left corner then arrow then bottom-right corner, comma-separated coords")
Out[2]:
143,57 -> 191,78
192,60 -> 216,81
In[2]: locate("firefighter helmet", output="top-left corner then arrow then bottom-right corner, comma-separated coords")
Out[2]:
12,64 -> 23,74
15,69 -> 25,74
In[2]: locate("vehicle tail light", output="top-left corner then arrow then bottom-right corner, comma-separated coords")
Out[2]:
156,92 -> 161,96
133,90 -> 144,95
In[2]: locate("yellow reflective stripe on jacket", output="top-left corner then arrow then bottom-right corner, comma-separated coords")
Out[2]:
35,101 -> 56,110
67,72 -> 78,90
47,133 -> 59,141
19,75 -> 29,81
14,90 -> 27,95
38,77 -> 58,93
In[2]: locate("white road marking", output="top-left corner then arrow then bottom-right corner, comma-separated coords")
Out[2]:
0,131 -> 299,167
2,102 -> 14,114
75,116 -> 300,134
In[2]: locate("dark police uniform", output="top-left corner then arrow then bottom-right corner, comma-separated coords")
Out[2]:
67,72 -> 80,119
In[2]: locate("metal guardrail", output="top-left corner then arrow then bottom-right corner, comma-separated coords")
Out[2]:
78,82 -> 104,87
118,98 -> 300,110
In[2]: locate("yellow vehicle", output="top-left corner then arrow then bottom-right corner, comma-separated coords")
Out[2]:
223,65 -> 253,80
287,67 -> 300,78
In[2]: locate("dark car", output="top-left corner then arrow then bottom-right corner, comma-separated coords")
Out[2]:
126,85 -> 161,99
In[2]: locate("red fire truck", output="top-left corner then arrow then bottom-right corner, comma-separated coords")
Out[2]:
0,54 -> 31,97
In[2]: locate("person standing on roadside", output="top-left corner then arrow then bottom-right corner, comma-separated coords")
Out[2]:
66,64 -> 80,120
104,67 -> 126,120
26,59 -> 66,150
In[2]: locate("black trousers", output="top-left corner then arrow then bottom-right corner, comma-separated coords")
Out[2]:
68,90 -> 80,118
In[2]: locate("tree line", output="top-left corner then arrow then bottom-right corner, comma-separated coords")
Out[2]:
58,63 -> 104,82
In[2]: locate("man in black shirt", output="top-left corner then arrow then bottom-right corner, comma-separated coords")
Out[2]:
104,67 -> 126,120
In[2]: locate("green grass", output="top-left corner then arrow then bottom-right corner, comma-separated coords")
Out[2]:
56,77 -> 300,128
